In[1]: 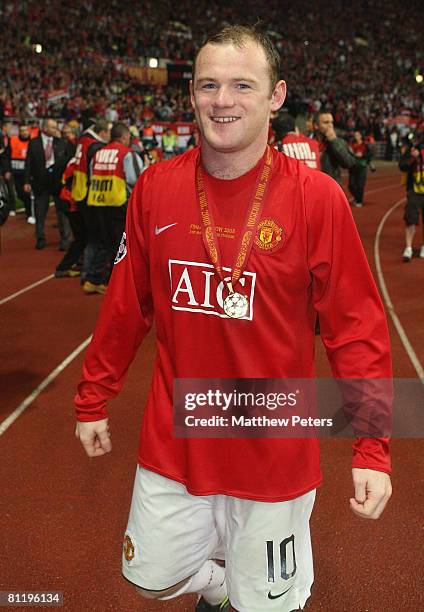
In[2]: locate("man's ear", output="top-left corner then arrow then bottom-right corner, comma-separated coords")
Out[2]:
271,80 -> 286,112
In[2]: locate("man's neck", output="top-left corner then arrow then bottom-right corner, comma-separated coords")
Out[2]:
200,139 -> 268,180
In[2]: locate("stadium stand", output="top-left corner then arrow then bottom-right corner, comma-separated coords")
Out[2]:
0,0 -> 422,143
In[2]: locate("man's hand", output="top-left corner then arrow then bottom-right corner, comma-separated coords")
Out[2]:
23,183 -> 32,193
75,418 -> 112,457
323,125 -> 337,141
350,468 -> 392,519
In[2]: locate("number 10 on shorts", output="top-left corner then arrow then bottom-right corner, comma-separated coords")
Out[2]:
266,535 -> 297,582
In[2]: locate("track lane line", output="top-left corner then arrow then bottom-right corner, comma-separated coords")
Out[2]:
0,274 -> 54,306
374,196 -> 424,381
0,335 -> 92,436
365,182 -> 402,196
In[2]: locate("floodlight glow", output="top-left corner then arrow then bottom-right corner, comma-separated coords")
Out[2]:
149,58 -> 159,68
34,44 -> 43,54
416,74 -> 423,84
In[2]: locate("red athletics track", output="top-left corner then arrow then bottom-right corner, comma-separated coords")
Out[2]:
0,163 -> 423,612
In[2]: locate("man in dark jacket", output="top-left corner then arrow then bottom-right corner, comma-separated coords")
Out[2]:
313,111 -> 356,185
348,130 -> 373,207
23,118 -> 74,249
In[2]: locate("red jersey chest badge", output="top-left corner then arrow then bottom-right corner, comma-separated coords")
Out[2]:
254,218 -> 285,254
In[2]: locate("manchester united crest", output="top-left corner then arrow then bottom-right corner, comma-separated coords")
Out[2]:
254,219 -> 285,253
123,534 -> 135,562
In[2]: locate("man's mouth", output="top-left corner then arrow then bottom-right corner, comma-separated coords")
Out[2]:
211,116 -> 240,123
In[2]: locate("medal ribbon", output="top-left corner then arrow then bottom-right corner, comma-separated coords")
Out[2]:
195,146 -> 273,294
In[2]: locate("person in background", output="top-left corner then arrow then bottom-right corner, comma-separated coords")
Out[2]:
62,123 -> 78,146
28,121 -> 40,140
141,121 -> 158,149
348,130 -> 373,207
273,113 -> 321,170
0,122 -> 16,216
129,125 -> 143,153
54,155 -> 83,277
304,115 -> 314,138
70,120 -> 111,281
161,127 -> 178,159
399,133 -> 424,262
23,118 -> 74,250
129,127 -> 153,171
186,126 -> 200,150
82,122 -> 143,294
312,111 -> 356,185
7,124 -> 35,222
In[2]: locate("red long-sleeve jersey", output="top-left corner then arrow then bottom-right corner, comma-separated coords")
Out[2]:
75,147 -> 392,502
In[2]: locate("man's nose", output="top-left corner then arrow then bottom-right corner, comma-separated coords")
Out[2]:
213,86 -> 235,108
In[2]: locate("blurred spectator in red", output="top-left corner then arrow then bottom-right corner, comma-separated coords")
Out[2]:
273,114 -> 321,170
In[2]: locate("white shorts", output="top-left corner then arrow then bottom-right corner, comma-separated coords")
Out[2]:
122,467 -> 315,612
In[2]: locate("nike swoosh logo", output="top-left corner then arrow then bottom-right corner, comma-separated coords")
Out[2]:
154,223 -> 177,235
267,585 -> 293,600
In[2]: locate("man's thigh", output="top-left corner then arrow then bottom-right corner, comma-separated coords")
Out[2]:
224,490 -> 316,612
122,467 -> 220,590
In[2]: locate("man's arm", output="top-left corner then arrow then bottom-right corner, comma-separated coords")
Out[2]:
75,174 -> 154,455
0,139 -> 11,178
23,140 -> 33,190
326,135 -> 357,169
123,151 -> 144,190
305,172 -> 392,518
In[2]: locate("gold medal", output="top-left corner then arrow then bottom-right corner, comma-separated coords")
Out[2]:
195,146 -> 273,319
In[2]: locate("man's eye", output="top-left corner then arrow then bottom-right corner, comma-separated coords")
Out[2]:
236,83 -> 251,89
202,83 -> 216,89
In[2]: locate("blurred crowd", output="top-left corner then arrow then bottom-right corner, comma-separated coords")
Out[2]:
0,0 -> 423,137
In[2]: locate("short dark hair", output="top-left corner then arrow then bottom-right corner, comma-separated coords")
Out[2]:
93,119 -> 110,135
111,122 -> 130,141
312,110 -> 332,126
193,24 -> 281,93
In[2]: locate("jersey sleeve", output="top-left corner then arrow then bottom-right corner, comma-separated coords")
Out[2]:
305,172 -> 392,473
75,176 -> 154,421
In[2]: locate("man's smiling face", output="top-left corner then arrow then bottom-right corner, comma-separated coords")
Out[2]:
191,40 -> 285,157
